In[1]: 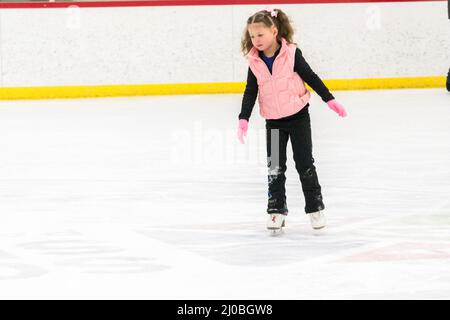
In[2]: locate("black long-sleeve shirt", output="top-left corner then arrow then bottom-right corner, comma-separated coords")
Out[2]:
238,47 -> 334,121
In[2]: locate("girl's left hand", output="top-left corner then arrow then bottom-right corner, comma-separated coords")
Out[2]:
327,99 -> 347,117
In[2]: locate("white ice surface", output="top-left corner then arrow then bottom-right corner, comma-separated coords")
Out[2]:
0,88 -> 449,299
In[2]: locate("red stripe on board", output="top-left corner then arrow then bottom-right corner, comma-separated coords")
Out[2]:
0,0 -> 445,10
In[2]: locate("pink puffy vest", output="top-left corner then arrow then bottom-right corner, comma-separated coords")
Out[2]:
247,37 -> 311,120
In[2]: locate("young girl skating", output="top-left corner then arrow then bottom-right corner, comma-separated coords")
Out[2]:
237,8 -> 347,233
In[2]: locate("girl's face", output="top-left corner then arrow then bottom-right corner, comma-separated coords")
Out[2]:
248,22 -> 278,51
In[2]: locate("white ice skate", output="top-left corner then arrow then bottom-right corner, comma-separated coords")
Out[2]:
267,213 -> 286,233
309,210 -> 326,229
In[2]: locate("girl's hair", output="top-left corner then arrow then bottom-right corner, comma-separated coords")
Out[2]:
240,8 -> 297,56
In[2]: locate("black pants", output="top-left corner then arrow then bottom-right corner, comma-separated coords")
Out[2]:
265,105 -> 324,214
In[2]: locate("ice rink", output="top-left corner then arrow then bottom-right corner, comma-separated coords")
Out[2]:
0,88 -> 449,299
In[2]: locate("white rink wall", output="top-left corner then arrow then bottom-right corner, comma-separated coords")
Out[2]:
0,1 -> 449,87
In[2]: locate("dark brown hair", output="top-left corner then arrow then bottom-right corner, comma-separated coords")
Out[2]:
240,9 -> 297,56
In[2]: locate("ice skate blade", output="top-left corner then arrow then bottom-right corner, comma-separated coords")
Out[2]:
312,225 -> 325,230
267,227 -> 284,235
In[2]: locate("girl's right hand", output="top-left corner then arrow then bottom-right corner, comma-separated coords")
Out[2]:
237,119 -> 248,144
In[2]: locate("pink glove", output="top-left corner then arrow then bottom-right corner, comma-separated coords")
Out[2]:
237,119 -> 248,144
327,99 -> 347,117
